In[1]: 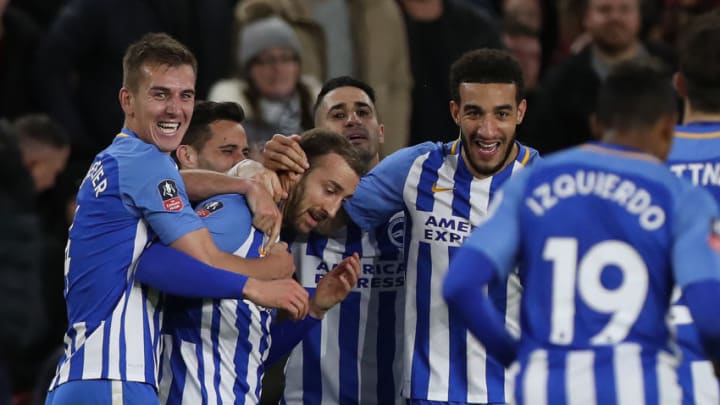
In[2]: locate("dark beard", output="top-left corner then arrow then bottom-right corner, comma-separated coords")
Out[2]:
464,136 -> 517,177
282,176 -> 307,232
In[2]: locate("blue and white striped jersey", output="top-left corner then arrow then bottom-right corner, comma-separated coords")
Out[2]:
283,213 -> 405,405
50,129 -> 205,390
667,122 -> 720,404
157,194 -> 270,405
466,142 -> 720,405
344,140 -> 538,403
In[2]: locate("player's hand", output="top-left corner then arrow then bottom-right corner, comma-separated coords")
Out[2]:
227,160 -> 286,203
243,278 -> 309,320
309,253 -> 360,319
246,181 -> 282,242
260,241 -> 295,279
263,134 -> 308,174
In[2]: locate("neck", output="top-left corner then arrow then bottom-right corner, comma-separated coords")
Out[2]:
601,130 -> 656,157
592,41 -> 640,65
367,154 -> 380,170
402,0 -> 443,21
683,105 -> 720,125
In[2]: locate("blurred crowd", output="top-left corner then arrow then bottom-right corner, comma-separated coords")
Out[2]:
1,0 -> 718,403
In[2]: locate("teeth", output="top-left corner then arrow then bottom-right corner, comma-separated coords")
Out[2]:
475,140 -> 499,151
158,122 -> 180,134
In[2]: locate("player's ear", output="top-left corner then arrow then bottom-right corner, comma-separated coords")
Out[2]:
673,72 -> 687,98
589,113 -> 604,140
450,100 -> 460,125
175,145 -> 197,169
119,87 -> 133,116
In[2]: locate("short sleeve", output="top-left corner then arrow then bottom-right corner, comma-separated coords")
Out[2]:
344,142 -> 437,230
118,148 -> 204,245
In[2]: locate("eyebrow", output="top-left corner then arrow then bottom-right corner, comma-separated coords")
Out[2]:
463,103 -> 514,112
328,101 -> 373,112
149,86 -> 196,96
328,180 -> 345,193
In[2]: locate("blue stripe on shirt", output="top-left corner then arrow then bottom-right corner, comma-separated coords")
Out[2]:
339,294 -> 361,403
411,241 -> 432,398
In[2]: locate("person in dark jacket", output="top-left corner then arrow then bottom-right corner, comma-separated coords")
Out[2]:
400,0 -> 503,146
527,0 -> 675,155
32,0 -> 236,165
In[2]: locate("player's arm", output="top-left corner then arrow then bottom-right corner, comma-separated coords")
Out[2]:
443,249 -> 518,367
169,227 -> 294,280
682,281 -> 720,361
442,171 -> 530,367
135,243 -> 309,319
264,253 -> 361,365
180,169 -> 283,242
672,186 -> 720,361
343,143 -> 437,231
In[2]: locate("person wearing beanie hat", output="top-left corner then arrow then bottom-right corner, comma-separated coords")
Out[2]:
239,16 -> 301,68
209,16 -> 321,162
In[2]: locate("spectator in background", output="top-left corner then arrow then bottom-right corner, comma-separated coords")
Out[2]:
209,16 -> 320,162
0,114 -> 70,403
235,0 -> 412,157
7,0 -> 67,31
503,18 -> 543,146
15,115 -> 71,195
400,0 -> 502,146
0,0 -> 41,119
529,0 -> 676,155
32,0 -> 236,166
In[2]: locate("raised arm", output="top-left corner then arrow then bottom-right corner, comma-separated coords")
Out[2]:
170,227 -> 294,280
180,169 -> 282,243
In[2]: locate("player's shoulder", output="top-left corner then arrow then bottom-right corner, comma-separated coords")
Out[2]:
104,132 -> 176,175
515,142 -> 541,166
195,193 -> 249,220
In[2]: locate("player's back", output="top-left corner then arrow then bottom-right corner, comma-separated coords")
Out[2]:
666,122 -> 720,404
513,143 -> 698,404
159,194 -> 271,405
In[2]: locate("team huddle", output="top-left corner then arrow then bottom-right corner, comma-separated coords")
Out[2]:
46,10 -> 720,405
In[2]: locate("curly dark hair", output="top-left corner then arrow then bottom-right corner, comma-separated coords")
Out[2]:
449,48 -> 524,104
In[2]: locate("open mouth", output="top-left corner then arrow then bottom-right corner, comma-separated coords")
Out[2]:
307,210 -> 328,228
345,129 -> 368,143
157,122 -> 180,135
474,140 -> 501,155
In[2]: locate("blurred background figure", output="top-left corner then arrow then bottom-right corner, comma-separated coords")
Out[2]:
236,0 -> 412,156
503,17 -> 543,145
32,0 -> 236,167
399,0 -> 502,145
528,0 -> 676,154
0,114 -> 70,405
0,0 -> 41,120
209,15 -> 320,162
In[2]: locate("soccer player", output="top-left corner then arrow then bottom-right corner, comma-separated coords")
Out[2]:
271,77 -> 406,405
266,49 -> 539,404
666,11 -> 720,404
136,114 -> 366,403
444,59 -> 720,404
46,33 -> 303,404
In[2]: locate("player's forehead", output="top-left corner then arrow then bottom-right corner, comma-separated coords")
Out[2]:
138,63 -> 196,92
206,120 -> 247,146
307,152 -> 358,191
320,86 -> 374,112
458,82 -> 518,109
